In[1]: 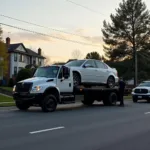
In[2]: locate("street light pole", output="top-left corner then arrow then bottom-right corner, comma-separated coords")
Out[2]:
133,46 -> 138,87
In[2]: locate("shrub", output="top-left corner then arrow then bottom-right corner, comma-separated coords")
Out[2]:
8,78 -> 14,87
16,68 -> 32,82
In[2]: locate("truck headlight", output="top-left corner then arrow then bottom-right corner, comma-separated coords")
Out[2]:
31,86 -> 43,92
132,89 -> 135,93
13,85 -> 16,92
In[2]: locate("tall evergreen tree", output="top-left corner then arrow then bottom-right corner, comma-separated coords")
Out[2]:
102,0 -> 150,86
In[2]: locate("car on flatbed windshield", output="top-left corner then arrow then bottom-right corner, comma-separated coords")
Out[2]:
65,59 -> 119,88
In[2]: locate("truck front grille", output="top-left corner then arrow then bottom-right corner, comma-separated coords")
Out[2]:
16,82 -> 33,93
134,89 -> 148,94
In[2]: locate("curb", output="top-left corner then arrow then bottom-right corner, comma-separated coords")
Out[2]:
0,88 -> 12,97
0,93 -> 13,98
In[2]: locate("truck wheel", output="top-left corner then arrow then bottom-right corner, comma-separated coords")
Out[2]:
132,97 -> 138,103
106,76 -> 115,88
103,92 -> 118,106
16,101 -> 30,110
108,92 -> 118,106
42,94 -> 57,112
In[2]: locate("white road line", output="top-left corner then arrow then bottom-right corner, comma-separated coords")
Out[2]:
29,126 -> 65,134
145,112 -> 150,115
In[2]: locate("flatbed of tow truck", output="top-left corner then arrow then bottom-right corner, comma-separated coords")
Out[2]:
73,86 -> 120,106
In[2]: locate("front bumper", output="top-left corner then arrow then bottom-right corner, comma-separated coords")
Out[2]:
13,92 -> 43,104
132,94 -> 150,100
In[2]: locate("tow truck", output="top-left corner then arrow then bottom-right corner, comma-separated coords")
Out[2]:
12,65 -> 120,112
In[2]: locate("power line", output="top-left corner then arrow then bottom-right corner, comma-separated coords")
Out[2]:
0,22 -> 101,47
66,0 -> 105,16
0,14 -> 88,38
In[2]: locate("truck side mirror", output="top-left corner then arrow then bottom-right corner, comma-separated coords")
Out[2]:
62,66 -> 70,79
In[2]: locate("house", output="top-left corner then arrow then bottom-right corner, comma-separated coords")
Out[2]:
5,37 -> 45,79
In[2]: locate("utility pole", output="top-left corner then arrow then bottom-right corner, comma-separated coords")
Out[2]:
133,46 -> 138,87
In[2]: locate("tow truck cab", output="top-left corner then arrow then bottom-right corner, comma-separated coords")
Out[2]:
13,65 -> 120,112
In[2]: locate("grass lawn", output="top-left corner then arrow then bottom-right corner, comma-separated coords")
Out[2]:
124,95 -> 132,100
0,94 -> 15,107
0,86 -> 13,92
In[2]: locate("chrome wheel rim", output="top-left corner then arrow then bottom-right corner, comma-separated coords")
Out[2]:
108,77 -> 115,88
73,74 -> 80,86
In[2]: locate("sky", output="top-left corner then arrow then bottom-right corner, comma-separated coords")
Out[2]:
0,0 -> 150,63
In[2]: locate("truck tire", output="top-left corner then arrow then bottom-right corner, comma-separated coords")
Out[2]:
108,92 -> 118,106
103,92 -> 118,106
16,101 -> 30,111
41,94 -> 57,112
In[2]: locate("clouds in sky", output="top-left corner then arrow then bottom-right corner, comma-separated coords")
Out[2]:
2,27 -> 104,62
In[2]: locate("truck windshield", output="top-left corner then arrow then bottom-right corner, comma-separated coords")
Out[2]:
139,82 -> 150,87
65,60 -> 86,67
34,66 -> 60,78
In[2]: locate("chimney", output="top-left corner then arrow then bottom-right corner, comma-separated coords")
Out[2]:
6,37 -> 10,50
38,48 -> 41,55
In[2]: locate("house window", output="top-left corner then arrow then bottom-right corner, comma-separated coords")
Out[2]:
14,53 -> 17,61
22,55 -> 24,62
14,67 -> 17,75
33,60 -> 36,65
38,58 -> 41,66
19,54 -> 24,62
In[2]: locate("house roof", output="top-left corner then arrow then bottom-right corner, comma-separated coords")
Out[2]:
8,43 -> 45,59
8,43 -> 25,52
26,48 -> 45,59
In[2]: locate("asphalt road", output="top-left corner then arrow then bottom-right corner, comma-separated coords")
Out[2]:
1,101 -> 150,150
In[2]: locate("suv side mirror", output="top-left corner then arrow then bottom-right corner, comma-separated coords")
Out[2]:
83,64 -> 93,68
62,66 -> 70,79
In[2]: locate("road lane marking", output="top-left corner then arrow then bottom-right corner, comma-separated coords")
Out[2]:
145,112 -> 150,115
29,126 -> 65,134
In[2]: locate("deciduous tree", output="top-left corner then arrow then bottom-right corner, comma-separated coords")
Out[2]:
0,26 -> 8,79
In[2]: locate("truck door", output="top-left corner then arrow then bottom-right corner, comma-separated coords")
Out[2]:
57,67 -> 73,93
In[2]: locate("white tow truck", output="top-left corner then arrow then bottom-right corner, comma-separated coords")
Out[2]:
12,65 -> 120,112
